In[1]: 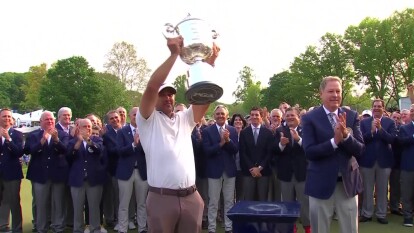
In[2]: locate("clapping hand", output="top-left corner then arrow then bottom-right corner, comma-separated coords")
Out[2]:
279,132 -> 289,146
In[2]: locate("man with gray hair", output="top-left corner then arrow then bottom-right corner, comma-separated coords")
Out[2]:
56,107 -> 72,134
25,111 -> 70,233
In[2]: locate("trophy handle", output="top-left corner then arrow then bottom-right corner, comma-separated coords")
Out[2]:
163,23 -> 179,38
212,30 -> 219,39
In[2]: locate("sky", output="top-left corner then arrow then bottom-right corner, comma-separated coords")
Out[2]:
1,0 -> 413,104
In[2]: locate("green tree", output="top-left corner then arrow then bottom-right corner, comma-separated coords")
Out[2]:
0,72 -> 27,110
21,63 -> 47,111
345,17 -> 398,106
40,56 -> 100,118
233,66 -> 255,103
104,41 -> 151,91
242,82 -> 262,113
94,72 -> 133,117
261,71 -> 294,110
173,74 -> 188,105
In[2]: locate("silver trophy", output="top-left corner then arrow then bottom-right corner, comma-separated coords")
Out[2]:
164,14 -> 223,105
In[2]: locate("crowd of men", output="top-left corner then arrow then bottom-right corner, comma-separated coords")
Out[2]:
0,95 -> 413,233
1,37 -> 414,233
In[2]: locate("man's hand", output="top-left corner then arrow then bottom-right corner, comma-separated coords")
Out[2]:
334,126 -> 343,145
290,128 -> 300,141
279,132 -> 289,146
133,130 -> 140,147
167,36 -> 183,56
249,167 -> 262,178
50,129 -> 59,142
0,127 -> 10,141
204,43 -> 220,66
41,130 -> 50,145
222,128 -> 230,143
337,112 -> 349,138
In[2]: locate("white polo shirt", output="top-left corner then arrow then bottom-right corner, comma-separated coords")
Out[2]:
137,106 -> 196,189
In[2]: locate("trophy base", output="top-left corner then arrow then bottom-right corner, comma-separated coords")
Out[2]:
185,82 -> 223,105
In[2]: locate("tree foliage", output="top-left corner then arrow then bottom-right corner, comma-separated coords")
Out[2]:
233,66 -> 255,103
104,41 -> 151,91
40,56 -> 100,118
0,72 -> 27,110
173,74 -> 188,105
94,72 -> 133,118
20,63 -> 47,111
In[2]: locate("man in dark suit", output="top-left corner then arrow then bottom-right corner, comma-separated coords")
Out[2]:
67,118 -> 105,233
359,99 -> 396,224
274,107 -> 310,233
239,106 -> 274,201
0,108 -> 23,233
398,104 -> 414,227
192,120 -> 208,229
102,110 -> 122,229
301,76 -> 365,233
202,105 -> 238,233
389,111 -> 403,216
25,111 -> 69,233
55,107 -> 74,229
116,107 -> 148,233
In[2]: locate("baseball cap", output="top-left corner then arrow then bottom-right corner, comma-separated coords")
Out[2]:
158,83 -> 177,94
361,109 -> 372,117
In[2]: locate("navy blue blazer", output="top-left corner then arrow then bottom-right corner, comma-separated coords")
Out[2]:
116,125 -> 147,181
192,125 -> 208,179
398,122 -> 414,171
202,124 -> 239,179
102,125 -> 119,176
274,125 -> 307,182
0,128 -> 23,181
302,106 -> 365,199
67,137 -> 105,187
56,123 -> 74,140
25,129 -> 69,183
239,125 -> 274,176
359,116 -> 396,168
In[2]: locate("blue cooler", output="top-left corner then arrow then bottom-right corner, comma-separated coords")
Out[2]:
227,201 -> 300,233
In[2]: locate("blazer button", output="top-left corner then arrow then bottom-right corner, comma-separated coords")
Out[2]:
48,157 -> 51,159
85,160 -> 87,163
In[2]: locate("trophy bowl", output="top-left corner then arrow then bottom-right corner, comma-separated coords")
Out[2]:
164,14 -> 223,105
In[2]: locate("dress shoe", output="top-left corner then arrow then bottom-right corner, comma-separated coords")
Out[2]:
225,231 -> 233,233
377,217 -> 388,224
391,210 -> 403,216
359,216 -> 372,222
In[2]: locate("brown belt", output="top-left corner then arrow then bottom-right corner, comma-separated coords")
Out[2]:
148,185 -> 197,197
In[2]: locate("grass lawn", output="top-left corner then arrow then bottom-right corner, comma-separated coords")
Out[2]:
18,166 -> 412,233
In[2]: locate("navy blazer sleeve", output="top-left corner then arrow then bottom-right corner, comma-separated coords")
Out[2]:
5,129 -> 23,158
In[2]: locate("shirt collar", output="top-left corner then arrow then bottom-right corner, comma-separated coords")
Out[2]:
322,105 -> 338,116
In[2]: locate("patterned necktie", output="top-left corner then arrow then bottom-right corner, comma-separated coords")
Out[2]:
253,127 -> 259,145
327,112 -> 336,129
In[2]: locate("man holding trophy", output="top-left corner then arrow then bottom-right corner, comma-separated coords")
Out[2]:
137,15 -> 220,233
